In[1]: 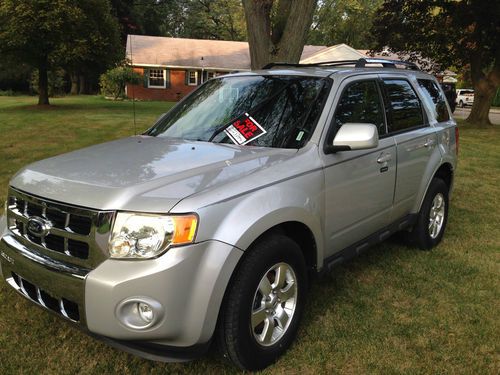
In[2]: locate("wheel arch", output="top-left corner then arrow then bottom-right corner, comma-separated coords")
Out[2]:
245,221 -> 318,275
433,162 -> 454,190
415,162 -> 454,213
214,218 -> 320,341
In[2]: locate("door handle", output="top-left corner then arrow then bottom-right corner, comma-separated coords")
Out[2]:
424,139 -> 436,148
377,153 -> 392,164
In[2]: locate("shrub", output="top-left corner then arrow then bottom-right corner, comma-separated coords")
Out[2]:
492,88 -> 500,107
0,89 -> 16,96
99,66 -> 142,100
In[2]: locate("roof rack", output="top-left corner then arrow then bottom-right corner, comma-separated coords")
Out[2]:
262,58 -> 420,71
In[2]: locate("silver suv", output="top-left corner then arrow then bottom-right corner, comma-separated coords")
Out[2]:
0,59 -> 458,371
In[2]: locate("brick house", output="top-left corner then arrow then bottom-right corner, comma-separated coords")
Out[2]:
125,35 -> 366,101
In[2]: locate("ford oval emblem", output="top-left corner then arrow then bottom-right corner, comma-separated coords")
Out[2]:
27,217 -> 50,237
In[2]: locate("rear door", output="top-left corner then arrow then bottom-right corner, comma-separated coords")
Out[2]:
321,76 -> 397,256
379,76 -> 438,220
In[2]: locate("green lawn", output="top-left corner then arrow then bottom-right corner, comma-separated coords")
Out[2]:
0,96 -> 499,374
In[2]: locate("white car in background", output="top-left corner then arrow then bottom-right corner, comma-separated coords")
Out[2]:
456,89 -> 474,108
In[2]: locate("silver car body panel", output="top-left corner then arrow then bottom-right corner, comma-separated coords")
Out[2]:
86,240 -> 242,346
9,137 -> 299,213
0,65 -> 458,357
171,143 -> 325,260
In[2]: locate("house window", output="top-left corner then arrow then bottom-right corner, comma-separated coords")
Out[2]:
187,70 -> 198,86
148,69 -> 166,88
207,71 -> 216,80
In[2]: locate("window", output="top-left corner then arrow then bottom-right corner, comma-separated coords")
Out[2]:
383,79 -> 423,133
187,70 -> 198,86
148,69 -> 166,88
418,79 -> 450,122
207,71 -> 216,80
333,80 -> 386,136
147,75 -> 330,149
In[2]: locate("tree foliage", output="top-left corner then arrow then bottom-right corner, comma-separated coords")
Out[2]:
308,0 -> 383,48
0,0 -> 121,105
180,0 -> 246,40
242,0 -> 318,69
0,57 -> 32,93
0,0 -> 78,104
30,69 -> 67,97
110,0 -> 136,41
111,0 -> 246,41
371,0 -> 500,126
65,0 -> 122,95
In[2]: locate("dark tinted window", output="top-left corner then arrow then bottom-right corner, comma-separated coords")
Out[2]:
418,79 -> 450,122
333,80 -> 386,135
383,79 -> 423,132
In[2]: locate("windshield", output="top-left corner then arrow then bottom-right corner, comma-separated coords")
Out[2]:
146,75 -> 330,148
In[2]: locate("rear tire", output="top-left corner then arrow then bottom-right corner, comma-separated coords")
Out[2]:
408,178 -> 449,249
217,234 -> 307,371
459,100 -> 465,108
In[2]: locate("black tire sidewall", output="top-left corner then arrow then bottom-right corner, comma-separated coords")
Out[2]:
415,178 -> 449,249
223,235 -> 307,370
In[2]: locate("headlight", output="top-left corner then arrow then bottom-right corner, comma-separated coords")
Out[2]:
109,212 -> 198,259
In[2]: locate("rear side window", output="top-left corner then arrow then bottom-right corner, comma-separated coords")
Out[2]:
333,80 -> 386,136
418,79 -> 450,122
383,79 -> 423,133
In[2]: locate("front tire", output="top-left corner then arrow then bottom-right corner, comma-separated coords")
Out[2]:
408,178 -> 449,249
217,234 -> 307,371
459,100 -> 465,108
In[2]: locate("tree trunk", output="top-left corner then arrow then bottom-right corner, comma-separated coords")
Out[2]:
242,0 -> 317,69
242,0 -> 272,69
70,73 -> 79,95
79,75 -> 86,95
38,60 -> 50,105
467,60 -> 500,126
467,81 -> 496,125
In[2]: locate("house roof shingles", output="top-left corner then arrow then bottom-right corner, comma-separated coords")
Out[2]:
126,35 -> 326,70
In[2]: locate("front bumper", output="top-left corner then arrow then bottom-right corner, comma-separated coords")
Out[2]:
0,215 -> 242,359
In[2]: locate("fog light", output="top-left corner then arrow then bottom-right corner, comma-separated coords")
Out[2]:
116,297 -> 164,330
138,302 -> 154,323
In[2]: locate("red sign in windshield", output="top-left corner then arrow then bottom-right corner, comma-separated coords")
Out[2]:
224,113 -> 267,145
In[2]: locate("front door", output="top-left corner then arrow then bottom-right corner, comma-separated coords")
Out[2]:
321,77 -> 396,256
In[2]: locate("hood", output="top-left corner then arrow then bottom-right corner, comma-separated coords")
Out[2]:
10,136 -> 298,212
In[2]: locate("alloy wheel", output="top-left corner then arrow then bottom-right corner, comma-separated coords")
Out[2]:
429,193 -> 445,239
251,262 -> 297,347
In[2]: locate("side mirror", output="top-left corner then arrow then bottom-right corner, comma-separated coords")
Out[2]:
327,123 -> 379,153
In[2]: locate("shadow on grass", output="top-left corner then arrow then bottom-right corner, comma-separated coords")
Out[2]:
0,97 -> 169,114
4,103 -> 135,113
184,236 -> 418,370
301,236 -> 416,322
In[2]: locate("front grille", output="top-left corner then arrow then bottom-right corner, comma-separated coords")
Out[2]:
11,272 -> 80,322
15,197 -> 92,237
6,188 -> 114,269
